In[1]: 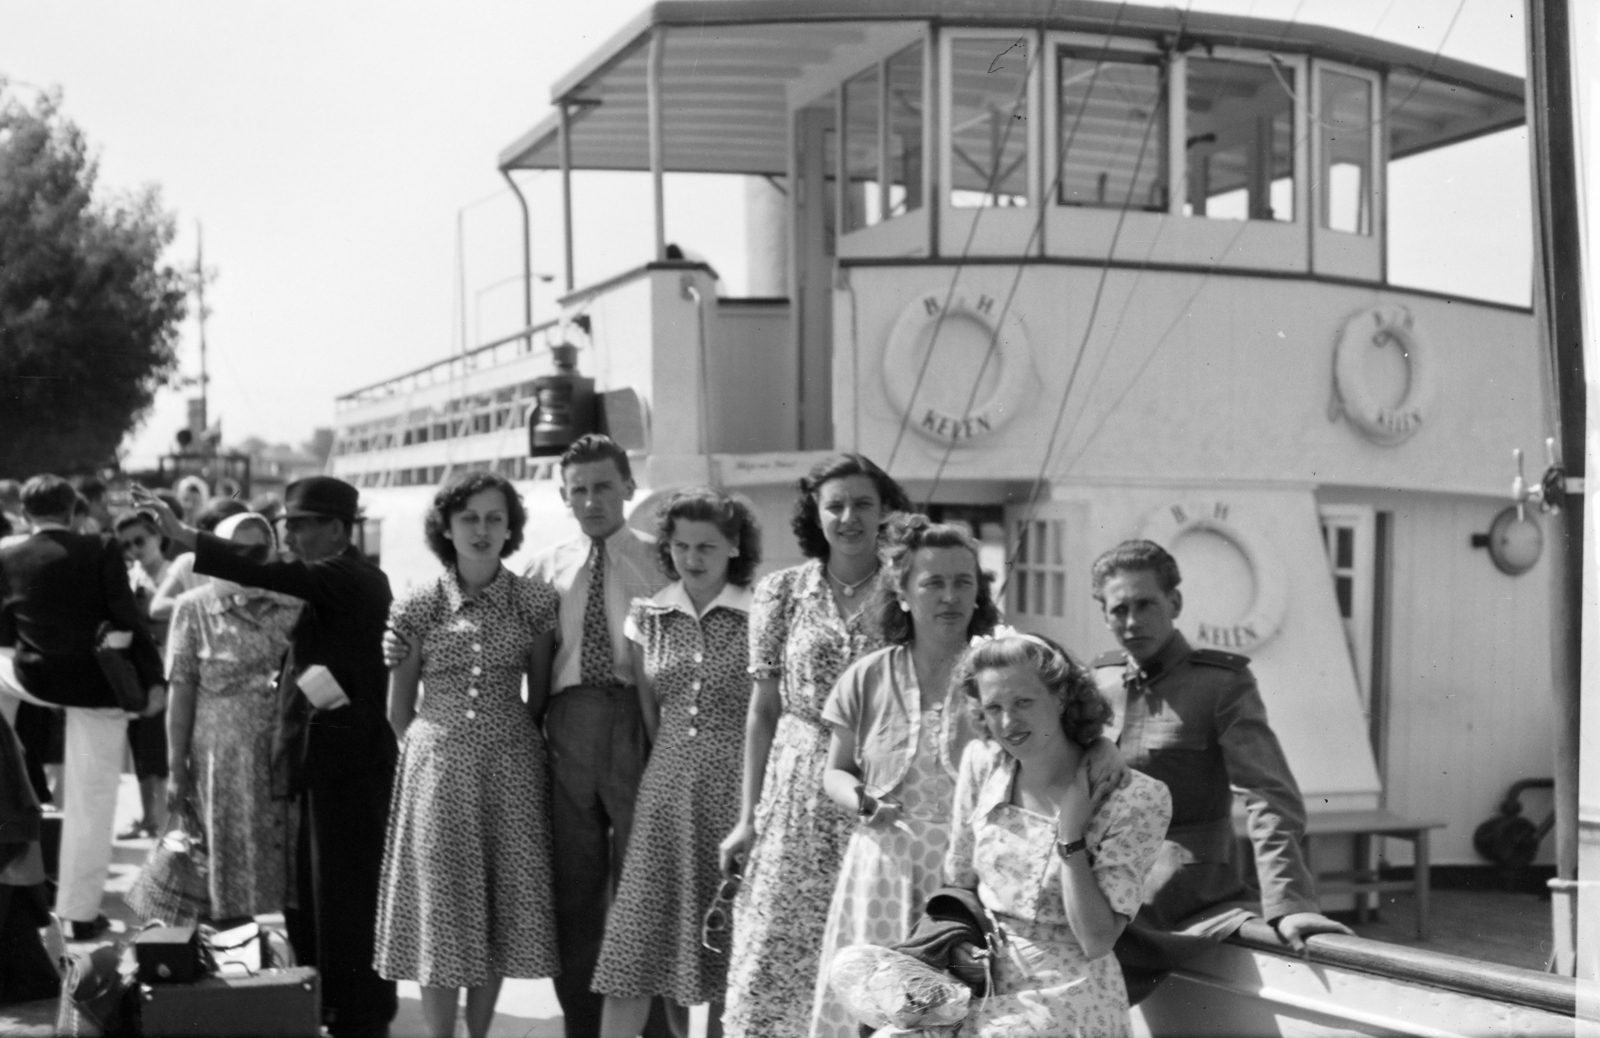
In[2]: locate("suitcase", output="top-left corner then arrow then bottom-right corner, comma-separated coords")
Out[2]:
138,966 -> 320,1037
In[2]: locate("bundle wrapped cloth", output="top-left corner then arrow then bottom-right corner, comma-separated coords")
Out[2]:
828,944 -> 970,1034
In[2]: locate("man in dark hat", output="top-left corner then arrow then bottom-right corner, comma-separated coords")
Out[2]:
135,476 -> 398,1038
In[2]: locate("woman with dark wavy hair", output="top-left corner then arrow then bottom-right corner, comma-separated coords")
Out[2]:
376,470 -> 558,1038
944,632 -> 1171,1038
593,486 -> 761,1038
720,454 -> 911,1038
806,515 -> 996,1037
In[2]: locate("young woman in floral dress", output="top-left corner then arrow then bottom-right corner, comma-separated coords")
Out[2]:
718,454 -> 911,1038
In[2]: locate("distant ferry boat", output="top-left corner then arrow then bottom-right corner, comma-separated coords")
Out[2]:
330,3 -> 1575,1032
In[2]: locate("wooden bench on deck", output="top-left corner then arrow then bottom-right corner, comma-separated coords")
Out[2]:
1236,808 -> 1446,939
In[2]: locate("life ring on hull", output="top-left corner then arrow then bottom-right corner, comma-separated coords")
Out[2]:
1331,304 -> 1433,447
882,291 -> 1036,446
1137,502 -> 1289,655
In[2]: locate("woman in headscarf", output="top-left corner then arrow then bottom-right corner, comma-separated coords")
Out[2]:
164,512 -> 302,922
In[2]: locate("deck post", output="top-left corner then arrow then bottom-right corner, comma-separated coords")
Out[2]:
559,102 -> 575,292
648,28 -> 667,262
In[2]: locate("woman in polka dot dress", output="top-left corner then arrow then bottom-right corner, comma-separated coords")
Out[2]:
377,472 -> 561,1038
592,487 -> 762,1038
718,455 -> 912,1038
807,516 -> 998,1038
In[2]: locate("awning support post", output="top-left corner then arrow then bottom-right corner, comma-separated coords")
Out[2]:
499,169 -> 534,339
559,102 -> 575,292
648,28 -> 667,262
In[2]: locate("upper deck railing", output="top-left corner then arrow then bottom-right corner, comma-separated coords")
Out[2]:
335,319 -> 561,413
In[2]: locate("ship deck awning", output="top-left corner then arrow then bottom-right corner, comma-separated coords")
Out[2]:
497,0 -> 1526,177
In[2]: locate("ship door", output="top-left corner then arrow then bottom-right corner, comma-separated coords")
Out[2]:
1003,503 -> 1089,648
1319,505 -> 1385,761
792,97 -> 837,450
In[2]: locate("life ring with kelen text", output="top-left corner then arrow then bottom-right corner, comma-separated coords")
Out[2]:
1331,304 -> 1433,447
881,290 -> 1036,445
1136,500 -> 1290,655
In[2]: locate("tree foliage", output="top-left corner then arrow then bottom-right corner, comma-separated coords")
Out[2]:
0,82 -> 188,477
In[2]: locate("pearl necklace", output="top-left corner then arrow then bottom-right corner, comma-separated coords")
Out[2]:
827,565 -> 877,598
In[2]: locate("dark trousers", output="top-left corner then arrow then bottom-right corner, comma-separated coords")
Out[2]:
285,762 -> 397,1038
546,685 -> 672,1038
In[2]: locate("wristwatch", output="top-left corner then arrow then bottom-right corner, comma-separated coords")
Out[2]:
1055,836 -> 1090,863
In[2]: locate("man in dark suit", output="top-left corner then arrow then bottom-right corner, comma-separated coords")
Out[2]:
137,476 -> 398,1038
0,475 -> 165,940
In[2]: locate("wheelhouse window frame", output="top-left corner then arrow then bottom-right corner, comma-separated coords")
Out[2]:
939,27 -> 1043,257
820,31 -> 934,260
1311,59 -> 1385,280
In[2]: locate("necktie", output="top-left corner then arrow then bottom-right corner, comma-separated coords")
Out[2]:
580,538 -> 614,687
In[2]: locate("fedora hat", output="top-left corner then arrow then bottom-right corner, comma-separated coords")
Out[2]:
284,476 -> 361,524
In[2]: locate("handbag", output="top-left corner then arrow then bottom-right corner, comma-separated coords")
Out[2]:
125,810 -> 210,926
891,886 -> 998,997
54,942 -> 136,1038
92,622 -> 147,714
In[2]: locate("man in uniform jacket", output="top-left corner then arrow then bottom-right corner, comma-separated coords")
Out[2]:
1089,540 -> 1350,1003
137,476 -> 398,1038
0,475 -> 165,940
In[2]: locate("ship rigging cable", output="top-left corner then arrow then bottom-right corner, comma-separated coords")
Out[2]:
883,0 -> 1085,473
918,19 -> 1172,510
1047,0 -> 1482,489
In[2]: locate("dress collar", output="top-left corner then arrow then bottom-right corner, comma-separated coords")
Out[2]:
640,580 -> 753,619
442,565 -> 514,614
973,744 -> 1020,820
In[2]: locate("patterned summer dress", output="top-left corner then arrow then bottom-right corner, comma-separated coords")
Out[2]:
591,581 -> 752,1006
374,567 -> 561,987
722,560 -> 883,1038
166,585 -> 301,918
808,702 -> 956,1037
946,741 -> 1172,1038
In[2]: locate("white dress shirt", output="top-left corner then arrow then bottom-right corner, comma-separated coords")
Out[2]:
525,523 -> 666,693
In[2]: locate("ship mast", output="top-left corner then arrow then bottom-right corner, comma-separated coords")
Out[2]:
1522,0 -> 1589,979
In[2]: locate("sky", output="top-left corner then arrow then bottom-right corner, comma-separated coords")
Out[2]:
0,0 -> 1535,469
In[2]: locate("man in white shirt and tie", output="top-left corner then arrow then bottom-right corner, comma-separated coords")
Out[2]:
525,434 -> 669,1038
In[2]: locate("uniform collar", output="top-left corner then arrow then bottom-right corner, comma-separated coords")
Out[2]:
1126,630 -> 1191,687
442,564 -> 514,614
640,579 -> 753,619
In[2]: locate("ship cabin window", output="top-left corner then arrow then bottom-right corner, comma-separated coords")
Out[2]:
1056,48 -> 1168,211
948,35 -> 1032,209
842,66 -> 880,234
1185,56 -> 1296,223
885,44 -> 924,220
831,41 -> 925,247
1318,67 -> 1377,236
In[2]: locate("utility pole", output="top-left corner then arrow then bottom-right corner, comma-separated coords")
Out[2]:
194,223 -> 212,446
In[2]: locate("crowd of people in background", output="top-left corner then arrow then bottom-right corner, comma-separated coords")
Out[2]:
0,434 -> 1349,1038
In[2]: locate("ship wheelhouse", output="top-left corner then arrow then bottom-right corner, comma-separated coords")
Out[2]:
330,3 -> 1572,1029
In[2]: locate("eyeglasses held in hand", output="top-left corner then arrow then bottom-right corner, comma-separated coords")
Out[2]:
700,871 -> 742,954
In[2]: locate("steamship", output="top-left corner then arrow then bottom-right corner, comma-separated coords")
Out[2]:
328,3 -> 1580,1033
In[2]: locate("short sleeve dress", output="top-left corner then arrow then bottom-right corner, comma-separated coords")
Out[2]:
591,581 -> 753,1007
722,560 -> 883,1038
165,586 -> 302,918
945,740 -> 1171,1038
374,567 -> 562,988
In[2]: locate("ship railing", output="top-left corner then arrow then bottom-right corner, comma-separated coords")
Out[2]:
335,319 -> 561,412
